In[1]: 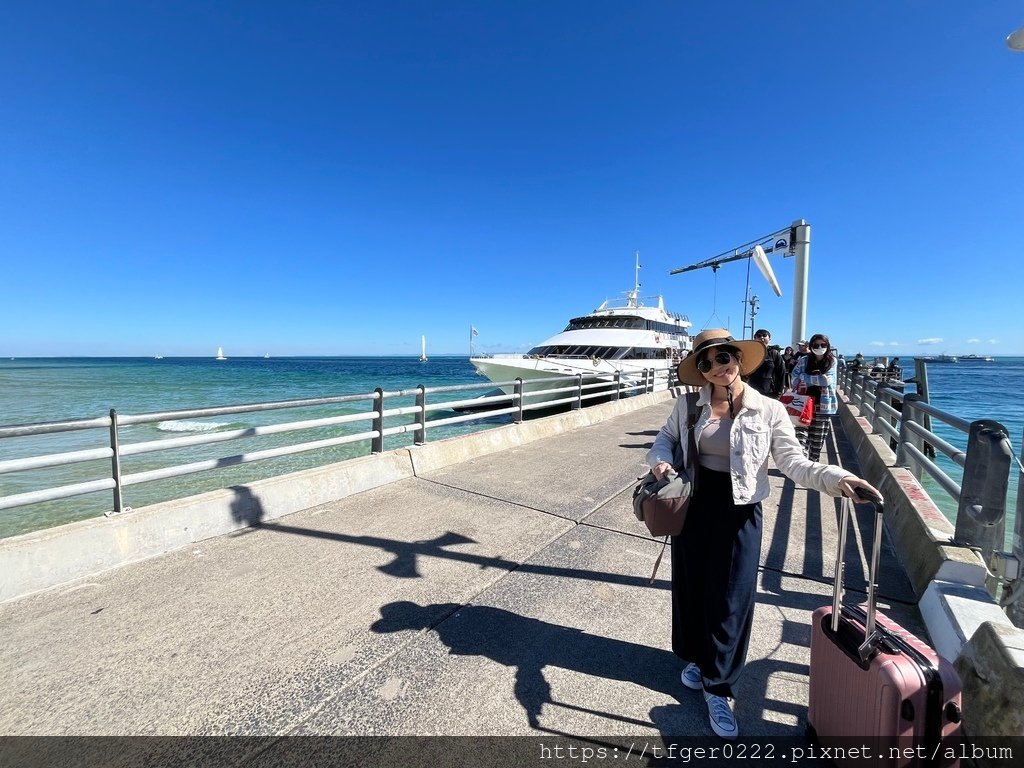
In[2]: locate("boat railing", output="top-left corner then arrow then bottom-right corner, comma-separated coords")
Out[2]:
838,365 -> 1023,619
0,367 -> 679,527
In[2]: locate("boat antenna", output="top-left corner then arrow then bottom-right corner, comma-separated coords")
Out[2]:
627,250 -> 641,308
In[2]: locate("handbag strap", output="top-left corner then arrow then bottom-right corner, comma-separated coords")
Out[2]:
649,536 -> 669,584
685,391 -> 700,492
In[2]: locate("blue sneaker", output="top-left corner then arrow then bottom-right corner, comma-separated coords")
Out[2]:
704,691 -> 738,740
680,663 -> 702,690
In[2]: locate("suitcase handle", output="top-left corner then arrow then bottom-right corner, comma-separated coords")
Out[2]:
831,489 -> 885,662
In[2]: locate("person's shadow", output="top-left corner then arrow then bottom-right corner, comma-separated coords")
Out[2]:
229,485 -> 266,527
371,600 -> 686,731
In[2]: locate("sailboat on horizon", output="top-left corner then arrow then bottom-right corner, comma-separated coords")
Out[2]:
216,347 -> 227,361
419,335 -> 428,362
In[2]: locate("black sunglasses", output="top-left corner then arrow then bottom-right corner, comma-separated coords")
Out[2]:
697,350 -> 735,373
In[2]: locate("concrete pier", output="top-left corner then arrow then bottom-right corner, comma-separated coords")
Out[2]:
0,390 -> 1020,761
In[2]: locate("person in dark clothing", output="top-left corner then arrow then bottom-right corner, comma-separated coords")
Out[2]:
746,329 -> 785,399
782,346 -> 797,388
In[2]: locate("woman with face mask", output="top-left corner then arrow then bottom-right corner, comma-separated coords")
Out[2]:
791,333 -> 839,461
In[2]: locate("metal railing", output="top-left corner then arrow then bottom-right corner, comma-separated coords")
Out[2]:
0,367 -> 678,519
838,364 -> 1024,626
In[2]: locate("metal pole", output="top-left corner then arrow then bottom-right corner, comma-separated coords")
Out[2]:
573,374 -> 583,410
371,388 -> 384,453
108,408 -> 123,515
613,370 -> 621,401
514,378 -> 524,423
913,359 -> 935,458
871,379 -> 884,434
896,394 -> 919,475
790,219 -> 810,347
414,385 -> 426,445
742,257 -> 751,337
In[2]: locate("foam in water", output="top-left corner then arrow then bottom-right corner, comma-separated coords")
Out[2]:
156,420 -> 232,433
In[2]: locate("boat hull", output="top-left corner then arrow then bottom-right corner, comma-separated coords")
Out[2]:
470,355 -> 675,405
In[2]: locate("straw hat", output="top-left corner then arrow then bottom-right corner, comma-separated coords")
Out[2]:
676,328 -> 766,386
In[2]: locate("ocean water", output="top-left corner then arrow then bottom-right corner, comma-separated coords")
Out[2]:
1,356 -> 1022,544
0,356 -> 509,538
899,356 -> 1024,550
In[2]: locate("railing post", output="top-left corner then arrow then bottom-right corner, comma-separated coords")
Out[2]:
371,388 -> 384,453
612,370 -> 621,401
514,378 -> 524,423
573,374 -> 583,410
954,419 -> 1011,566
108,408 -> 124,515
896,394 -> 921,477
414,385 -> 426,445
882,386 -> 899,450
871,378 -> 884,434
914,359 -> 935,457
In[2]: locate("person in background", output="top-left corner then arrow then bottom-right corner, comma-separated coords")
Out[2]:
887,356 -> 902,378
746,329 -> 785,399
782,345 -> 797,388
791,333 -> 840,461
849,352 -> 865,373
646,329 -> 879,741
796,339 -> 810,362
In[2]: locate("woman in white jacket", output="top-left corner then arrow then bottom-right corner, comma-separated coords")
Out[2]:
646,329 -> 878,740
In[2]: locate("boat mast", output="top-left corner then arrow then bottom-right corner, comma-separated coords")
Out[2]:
628,250 -> 641,308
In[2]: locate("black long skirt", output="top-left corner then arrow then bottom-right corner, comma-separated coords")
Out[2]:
670,466 -> 762,698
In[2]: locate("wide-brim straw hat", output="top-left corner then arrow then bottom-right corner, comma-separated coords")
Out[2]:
677,328 -> 766,386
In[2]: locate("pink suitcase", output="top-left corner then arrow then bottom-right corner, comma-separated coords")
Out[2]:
807,491 -> 963,766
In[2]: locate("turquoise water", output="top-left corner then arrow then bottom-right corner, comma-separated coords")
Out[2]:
0,356 -> 508,538
901,356 -> 1024,550
1,355 -> 1022,543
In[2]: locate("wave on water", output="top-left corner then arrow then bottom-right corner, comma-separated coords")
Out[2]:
156,420 -> 239,433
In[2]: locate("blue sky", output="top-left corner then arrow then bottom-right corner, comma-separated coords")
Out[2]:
2,2 -> 1022,357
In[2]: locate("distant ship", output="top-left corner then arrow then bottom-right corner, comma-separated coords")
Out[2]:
154,355 -> 163,360
419,335 -> 428,362
959,354 -> 994,362
264,353 -> 270,359
916,354 -> 958,363
216,347 -> 227,361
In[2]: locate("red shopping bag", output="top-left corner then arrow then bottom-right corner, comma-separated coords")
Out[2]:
780,390 -> 815,426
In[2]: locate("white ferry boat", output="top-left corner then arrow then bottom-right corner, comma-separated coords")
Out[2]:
470,272 -> 692,404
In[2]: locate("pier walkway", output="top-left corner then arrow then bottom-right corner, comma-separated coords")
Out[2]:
0,396 -> 921,748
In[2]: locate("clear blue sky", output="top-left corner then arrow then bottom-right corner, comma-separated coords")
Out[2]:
2,2 -> 1022,357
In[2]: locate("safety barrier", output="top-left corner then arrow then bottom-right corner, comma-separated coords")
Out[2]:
838,365 -> 1024,627
0,367 -> 676,518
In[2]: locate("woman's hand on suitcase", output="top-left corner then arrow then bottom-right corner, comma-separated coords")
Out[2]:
839,476 -> 881,502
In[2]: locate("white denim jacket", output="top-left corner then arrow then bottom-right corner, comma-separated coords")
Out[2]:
646,385 -> 852,505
